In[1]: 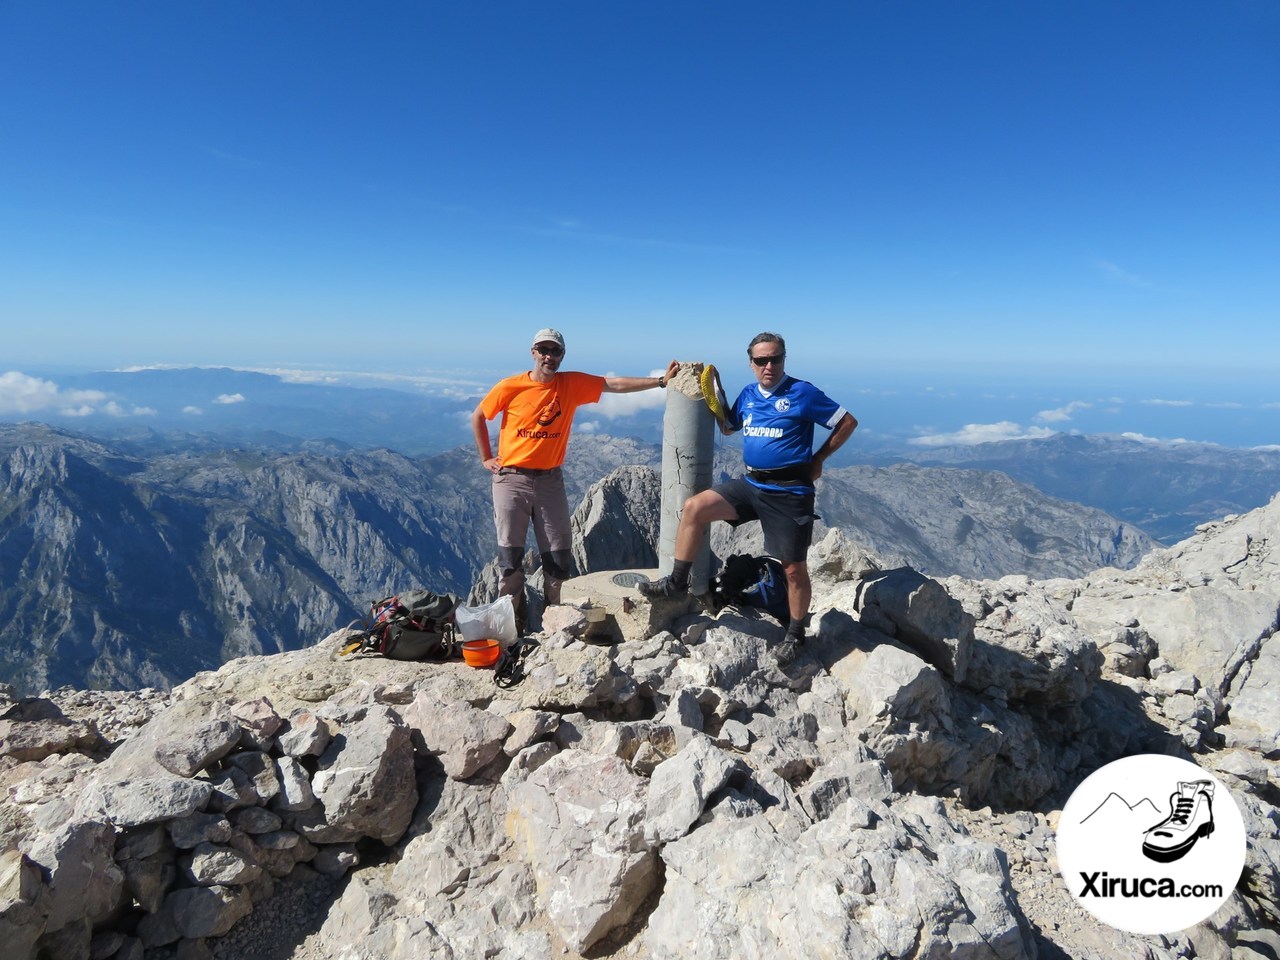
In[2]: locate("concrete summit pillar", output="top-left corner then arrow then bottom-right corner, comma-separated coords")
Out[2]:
657,363 -> 716,593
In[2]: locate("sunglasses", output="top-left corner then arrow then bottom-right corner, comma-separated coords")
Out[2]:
751,354 -> 785,367
535,345 -> 564,358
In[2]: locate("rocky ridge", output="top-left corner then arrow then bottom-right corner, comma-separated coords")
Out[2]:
879,433 -> 1280,545
1,425 -> 1157,696
2,485 -> 1278,959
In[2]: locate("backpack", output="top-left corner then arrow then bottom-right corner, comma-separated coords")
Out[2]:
710,554 -> 790,623
340,589 -> 461,661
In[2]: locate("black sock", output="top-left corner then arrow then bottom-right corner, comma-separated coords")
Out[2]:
670,559 -> 693,589
786,618 -> 806,641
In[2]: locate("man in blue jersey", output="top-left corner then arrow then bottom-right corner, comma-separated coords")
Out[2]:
639,332 -> 857,664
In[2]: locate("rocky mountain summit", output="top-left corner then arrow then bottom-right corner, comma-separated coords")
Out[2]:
1,424 -> 1155,696
2,489 -> 1277,959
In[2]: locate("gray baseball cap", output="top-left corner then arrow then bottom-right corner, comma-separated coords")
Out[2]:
531,328 -> 565,351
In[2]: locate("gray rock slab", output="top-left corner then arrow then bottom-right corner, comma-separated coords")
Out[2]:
276,710 -> 332,758
855,567 -> 974,682
645,734 -> 740,845
403,694 -> 513,780
507,751 -> 658,953
153,719 -> 241,778
290,704 -> 416,846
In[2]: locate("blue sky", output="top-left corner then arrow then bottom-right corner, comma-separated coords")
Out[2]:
2,2 -> 1278,448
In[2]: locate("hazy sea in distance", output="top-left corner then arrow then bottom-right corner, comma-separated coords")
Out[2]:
818,364 -> 1280,453
460,357 -> 1279,452
6,359 -> 1276,457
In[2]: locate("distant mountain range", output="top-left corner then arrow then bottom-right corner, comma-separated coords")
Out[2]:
1,424 -> 1165,695
9,367 -> 1278,546
865,433 -> 1280,543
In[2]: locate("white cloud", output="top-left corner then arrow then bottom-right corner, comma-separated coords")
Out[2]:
183,406 -> 204,415
1120,432 -> 1199,445
252,365 -> 492,400
1142,398 -> 1194,407
0,371 -> 109,416
1035,400 -> 1092,423
215,393 -> 246,405
594,370 -> 671,418
909,421 -> 1056,447
116,363 -> 494,403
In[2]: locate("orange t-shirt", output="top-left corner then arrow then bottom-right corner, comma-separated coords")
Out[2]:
479,371 -> 606,469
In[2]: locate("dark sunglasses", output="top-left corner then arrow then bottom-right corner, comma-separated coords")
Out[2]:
751,354 -> 785,367
535,345 -> 564,358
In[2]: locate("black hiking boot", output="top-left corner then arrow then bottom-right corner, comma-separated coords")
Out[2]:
772,634 -> 804,666
638,575 -> 689,599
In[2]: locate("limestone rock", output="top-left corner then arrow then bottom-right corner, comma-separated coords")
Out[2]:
272,755 -> 317,813
25,819 -> 123,936
290,705 -> 416,846
137,884 -> 252,945
507,751 -> 659,952
645,734 -> 742,845
945,576 -> 1104,705
276,710 -> 332,758
404,694 -> 513,779
570,465 -> 661,577
0,715 -> 104,763
644,794 -> 1033,959
178,842 -> 262,886
153,718 -> 241,777
855,566 -> 974,681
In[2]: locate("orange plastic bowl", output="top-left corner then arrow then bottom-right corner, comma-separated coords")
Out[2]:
461,639 -> 501,668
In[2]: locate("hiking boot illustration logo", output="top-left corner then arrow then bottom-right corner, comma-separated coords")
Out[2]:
536,398 -> 562,427
1142,780 -> 1215,863
1057,755 -> 1246,936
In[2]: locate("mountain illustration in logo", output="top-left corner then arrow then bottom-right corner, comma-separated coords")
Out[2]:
1080,792 -> 1162,826
536,398 -> 562,427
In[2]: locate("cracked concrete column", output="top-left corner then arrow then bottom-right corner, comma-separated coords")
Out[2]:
658,363 -> 715,593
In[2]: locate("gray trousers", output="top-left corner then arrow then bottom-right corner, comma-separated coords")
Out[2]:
492,467 -> 574,607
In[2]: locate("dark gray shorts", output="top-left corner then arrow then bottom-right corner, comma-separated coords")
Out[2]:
715,478 -> 817,563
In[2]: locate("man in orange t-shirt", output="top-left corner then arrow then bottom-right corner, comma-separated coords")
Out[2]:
472,328 -> 679,619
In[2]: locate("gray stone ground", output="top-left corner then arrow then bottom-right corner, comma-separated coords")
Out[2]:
4,494 -> 1278,960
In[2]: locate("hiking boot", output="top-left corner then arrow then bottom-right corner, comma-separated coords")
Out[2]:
1142,780 -> 1215,863
638,575 -> 688,600
772,634 -> 804,666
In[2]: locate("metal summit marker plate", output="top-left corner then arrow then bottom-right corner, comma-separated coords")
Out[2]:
611,572 -> 649,588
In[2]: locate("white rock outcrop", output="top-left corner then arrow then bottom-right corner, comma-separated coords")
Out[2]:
1,495 -> 1277,960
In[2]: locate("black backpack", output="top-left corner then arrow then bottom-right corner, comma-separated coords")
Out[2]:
710,554 -> 790,623
338,589 -> 460,661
